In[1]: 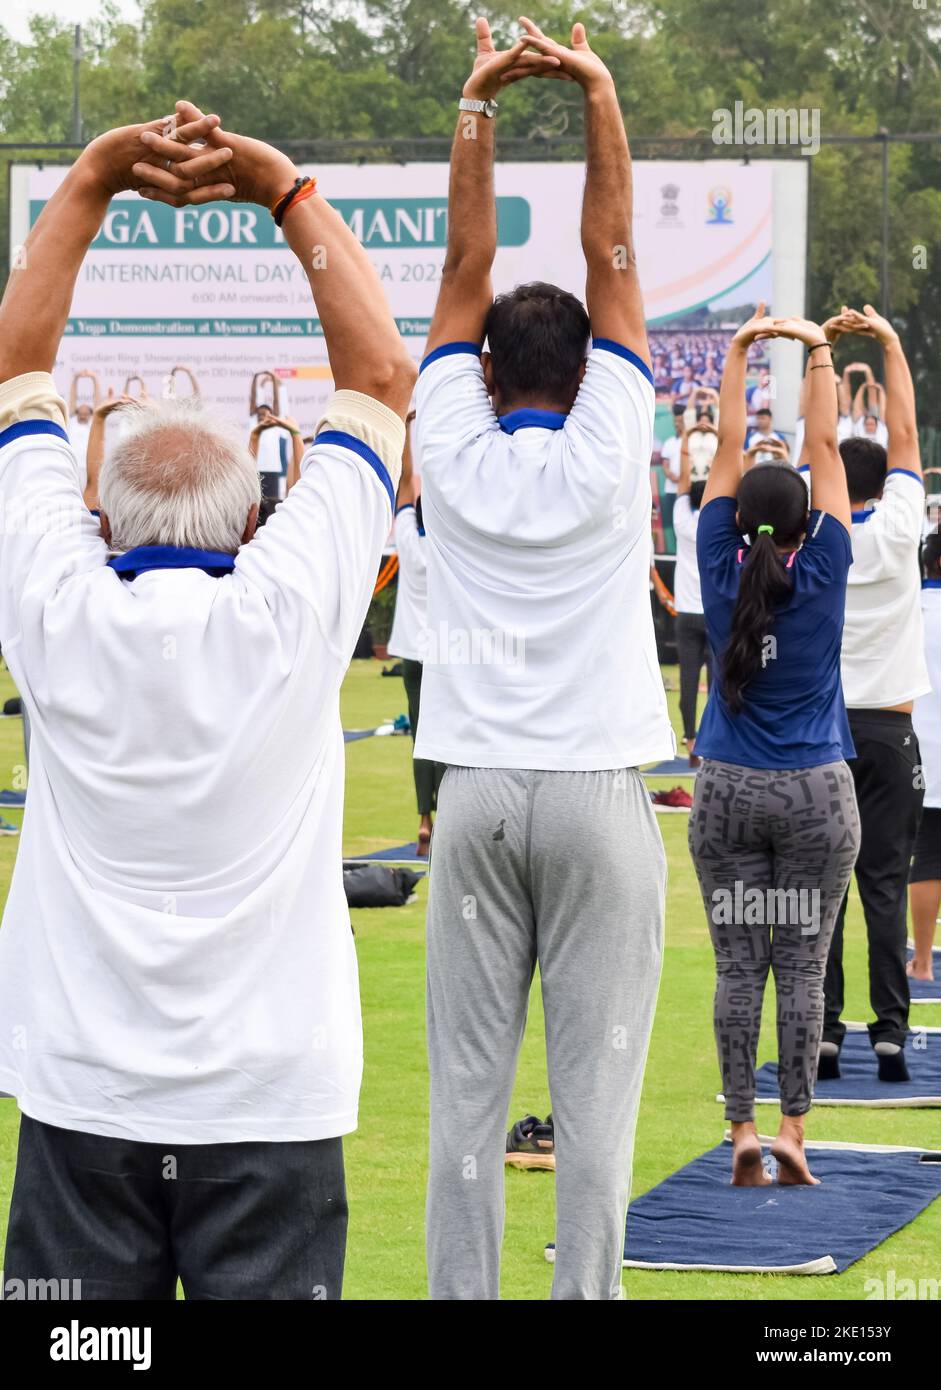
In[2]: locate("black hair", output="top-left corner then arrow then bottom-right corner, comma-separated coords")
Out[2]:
840,436 -> 887,503
483,282 -> 590,407
672,403 -> 686,418
755,406 -> 772,419
689,480 -> 706,510
923,529 -> 941,580
723,464 -> 810,714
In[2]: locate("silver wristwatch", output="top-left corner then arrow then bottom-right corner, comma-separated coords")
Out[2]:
459,97 -> 498,119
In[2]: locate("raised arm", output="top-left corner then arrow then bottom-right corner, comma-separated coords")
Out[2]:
69,369 -> 101,415
0,119 -> 229,386
521,18 -> 648,363
396,414 -> 418,508
702,305 -> 778,504
423,21 -> 555,355
138,104 -> 416,417
845,306 -> 921,479
773,317 -> 848,529
84,390 -> 135,510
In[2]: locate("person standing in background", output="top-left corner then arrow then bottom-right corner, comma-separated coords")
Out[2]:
673,426 -> 713,767
909,530 -> 941,983
822,306 -> 928,1083
388,414 -> 444,856
659,403 -> 685,548
68,369 -> 102,486
249,404 -> 303,520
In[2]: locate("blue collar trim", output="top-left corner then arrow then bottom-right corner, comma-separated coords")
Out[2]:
851,509 -> 875,523
108,545 -> 236,579
498,408 -> 567,434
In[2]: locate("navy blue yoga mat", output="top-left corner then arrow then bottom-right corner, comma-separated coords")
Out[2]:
750,1027 -> 941,1107
618,1142 -> 941,1273
545,1141 -> 941,1273
908,946 -> 941,1004
643,757 -> 697,779
350,842 -> 429,864
343,728 -> 378,744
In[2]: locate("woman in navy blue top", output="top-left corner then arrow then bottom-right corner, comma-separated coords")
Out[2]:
689,305 -> 860,1186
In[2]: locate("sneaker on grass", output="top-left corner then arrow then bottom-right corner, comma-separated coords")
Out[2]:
505,1113 -> 555,1171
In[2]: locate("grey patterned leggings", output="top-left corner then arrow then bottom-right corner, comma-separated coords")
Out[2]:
688,760 -> 860,1121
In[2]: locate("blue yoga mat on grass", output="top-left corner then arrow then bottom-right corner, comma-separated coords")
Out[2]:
349,842 -> 429,864
643,757 -> 697,779
544,1139 -> 941,1273
908,945 -> 941,1004
343,728 -> 378,744
744,1026 -> 941,1107
612,1141 -> 941,1274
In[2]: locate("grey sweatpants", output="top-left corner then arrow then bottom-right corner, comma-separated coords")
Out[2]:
425,766 -> 666,1300
688,759 -> 860,1122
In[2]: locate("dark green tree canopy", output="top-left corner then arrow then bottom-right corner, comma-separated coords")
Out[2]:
1,0 -> 939,415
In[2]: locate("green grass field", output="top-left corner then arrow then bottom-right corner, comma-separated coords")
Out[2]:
1,658 -> 939,1300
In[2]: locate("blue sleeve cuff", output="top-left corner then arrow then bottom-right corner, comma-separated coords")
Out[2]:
419,341 -> 481,373
591,339 -> 655,388
0,419 -> 71,450
314,430 -> 394,511
887,468 -> 924,487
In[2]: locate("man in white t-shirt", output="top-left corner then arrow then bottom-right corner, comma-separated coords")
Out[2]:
673,439 -> 712,764
744,407 -> 789,464
388,418 -> 444,854
658,403 -> 685,546
250,402 -> 293,500
818,306 -> 928,1083
0,107 -> 415,1299
414,19 -> 672,1301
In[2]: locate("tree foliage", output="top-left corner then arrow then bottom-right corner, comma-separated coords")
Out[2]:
0,0 -> 939,415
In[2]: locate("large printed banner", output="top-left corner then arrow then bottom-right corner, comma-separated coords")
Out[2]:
14,160 -> 776,430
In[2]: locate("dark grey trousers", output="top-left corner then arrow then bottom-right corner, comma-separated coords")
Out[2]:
4,1114 -> 347,1300
402,658 -> 445,816
688,759 -> 860,1121
425,766 -> 666,1300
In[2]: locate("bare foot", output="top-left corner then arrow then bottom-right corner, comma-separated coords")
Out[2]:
907,959 -> 935,982
416,818 -> 432,857
772,1119 -> 820,1185
730,1122 -> 771,1186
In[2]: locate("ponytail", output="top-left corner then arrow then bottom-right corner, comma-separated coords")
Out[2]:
722,464 -> 809,713
723,531 -> 794,713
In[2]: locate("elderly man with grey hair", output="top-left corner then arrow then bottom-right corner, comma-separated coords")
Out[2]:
0,106 -> 415,1300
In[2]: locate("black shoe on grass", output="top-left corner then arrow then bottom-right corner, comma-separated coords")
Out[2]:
875,1045 -> 911,1083
505,1113 -> 555,1171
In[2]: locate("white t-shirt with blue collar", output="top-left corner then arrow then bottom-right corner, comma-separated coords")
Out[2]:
412,339 -> 674,771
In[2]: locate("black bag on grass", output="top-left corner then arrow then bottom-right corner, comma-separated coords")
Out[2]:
342,862 -> 423,908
